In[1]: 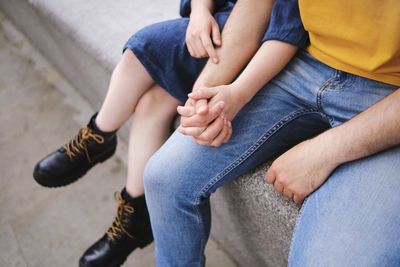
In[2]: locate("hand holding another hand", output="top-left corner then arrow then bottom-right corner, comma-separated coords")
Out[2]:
177,84 -> 246,146
177,96 -> 231,147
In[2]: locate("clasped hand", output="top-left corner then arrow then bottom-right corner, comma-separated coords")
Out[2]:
178,86 -> 339,204
177,84 -> 245,147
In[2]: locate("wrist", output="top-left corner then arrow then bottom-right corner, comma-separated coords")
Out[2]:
311,129 -> 348,168
230,81 -> 253,106
193,80 -> 213,92
190,0 -> 213,17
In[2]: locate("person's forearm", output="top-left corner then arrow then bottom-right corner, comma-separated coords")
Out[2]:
232,40 -> 297,105
317,88 -> 400,166
190,0 -> 214,15
193,0 -> 274,91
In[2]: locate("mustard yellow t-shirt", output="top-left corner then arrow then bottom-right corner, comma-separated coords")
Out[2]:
299,0 -> 400,86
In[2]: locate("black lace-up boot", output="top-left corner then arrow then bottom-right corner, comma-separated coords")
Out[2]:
33,113 -> 117,187
79,189 -> 153,267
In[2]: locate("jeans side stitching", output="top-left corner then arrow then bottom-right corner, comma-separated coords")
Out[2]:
195,108 -> 320,203
192,109 -> 318,263
192,109 -> 318,260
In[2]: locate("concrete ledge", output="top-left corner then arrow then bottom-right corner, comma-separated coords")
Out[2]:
0,1 -> 300,265
211,164 -> 300,266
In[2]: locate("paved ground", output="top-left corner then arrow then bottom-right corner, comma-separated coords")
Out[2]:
0,12 -> 236,267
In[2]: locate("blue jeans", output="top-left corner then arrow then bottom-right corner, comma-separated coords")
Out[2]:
143,50 -> 400,266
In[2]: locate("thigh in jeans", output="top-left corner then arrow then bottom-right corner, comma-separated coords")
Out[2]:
289,74 -> 400,266
142,53 -> 333,265
290,146 -> 400,267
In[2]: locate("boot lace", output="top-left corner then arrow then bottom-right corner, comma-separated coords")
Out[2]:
63,126 -> 104,162
106,192 -> 135,242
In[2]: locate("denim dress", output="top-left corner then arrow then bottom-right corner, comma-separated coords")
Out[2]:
123,0 -> 308,103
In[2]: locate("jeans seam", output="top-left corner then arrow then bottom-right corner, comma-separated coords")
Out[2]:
325,70 -> 356,91
317,76 -> 339,126
193,108 -> 320,207
317,79 -> 333,111
198,108 -> 323,199
317,72 -> 357,127
192,108 -> 320,262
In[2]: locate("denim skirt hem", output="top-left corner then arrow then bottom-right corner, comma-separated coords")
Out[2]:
122,11 -> 231,103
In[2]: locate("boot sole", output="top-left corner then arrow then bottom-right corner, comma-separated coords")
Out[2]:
33,146 -> 116,188
78,243 -> 153,267
79,256 -> 127,267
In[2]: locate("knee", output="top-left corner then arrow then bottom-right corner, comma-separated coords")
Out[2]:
135,86 -> 179,119
134,89 -> 157,118
143,153 -> 178,197
143,148 -> 196,205
142,154 -> 163,198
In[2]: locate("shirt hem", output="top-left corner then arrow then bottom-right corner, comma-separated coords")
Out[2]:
307,46 -> 400,87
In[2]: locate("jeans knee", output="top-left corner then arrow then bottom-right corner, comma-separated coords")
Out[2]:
143,155 -> 163,197
143,150 -> 198,207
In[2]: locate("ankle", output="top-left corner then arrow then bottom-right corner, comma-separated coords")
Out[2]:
125,186 -> 145,199
93,113 -> 119,133
93,119 -> 117,134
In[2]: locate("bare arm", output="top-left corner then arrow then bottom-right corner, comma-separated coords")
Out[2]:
266,88 -> 400,204
228,40 -> 298,106
320,88 -> 400,164
193,0 -> 274,91
179,0 -> 275,140
181,40 -> 298,146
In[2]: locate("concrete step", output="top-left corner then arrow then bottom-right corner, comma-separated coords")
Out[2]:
0,1 -> 300,266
